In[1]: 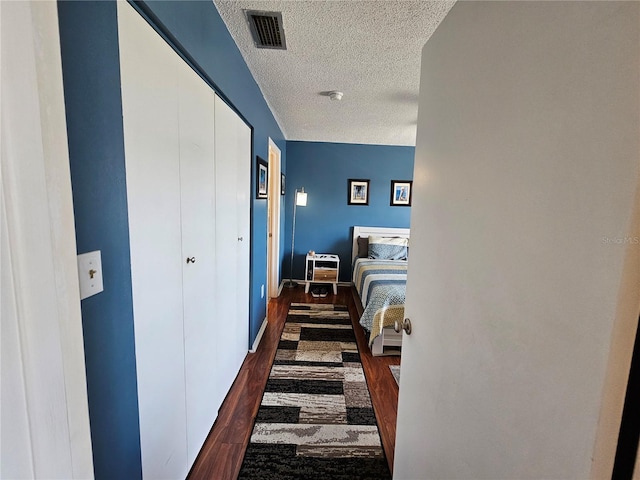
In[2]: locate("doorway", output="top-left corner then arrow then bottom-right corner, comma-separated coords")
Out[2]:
266,139 -> 281,299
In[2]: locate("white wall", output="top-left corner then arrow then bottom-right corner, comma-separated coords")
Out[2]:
1,1 -> 93,478
395,1 -> 639,478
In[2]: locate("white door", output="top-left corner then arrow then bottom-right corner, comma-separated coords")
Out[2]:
1,2 -> 93,477
214,96 -> 250,393
120,3 -> 252,476
176,55 -> 218,465
235,117 -> 251,357
119,4 -> 187,477
394,2 -> 640,479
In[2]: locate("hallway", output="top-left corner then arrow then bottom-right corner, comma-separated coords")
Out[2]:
188,285 -> 401,479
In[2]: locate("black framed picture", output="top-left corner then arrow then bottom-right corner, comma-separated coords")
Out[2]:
281,173 -> 286,195
256,156 -> 268,199
348,179 -> 370,205
390,180 -> 412,206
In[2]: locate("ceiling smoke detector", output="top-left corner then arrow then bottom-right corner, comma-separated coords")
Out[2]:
328,91 -> 343,101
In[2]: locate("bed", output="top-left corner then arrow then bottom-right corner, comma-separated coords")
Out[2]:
351,226 -> 410,356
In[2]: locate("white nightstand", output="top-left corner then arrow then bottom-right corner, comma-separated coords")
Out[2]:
304,254 -> 340,295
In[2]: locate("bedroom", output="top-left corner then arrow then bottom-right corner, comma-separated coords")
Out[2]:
285,141 -> 414,356
3,1 -> 638,479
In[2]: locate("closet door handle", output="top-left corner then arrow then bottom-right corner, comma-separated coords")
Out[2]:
238,236 -> 243,242
186,257 -> 196,264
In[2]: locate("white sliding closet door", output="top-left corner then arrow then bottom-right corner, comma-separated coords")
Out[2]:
235,112 -> 251,356
119,4 -> 186,478
176,56 -> 218,466
235,115 -> 251,358
119,3 -> 251,477
214,96 -> 251,390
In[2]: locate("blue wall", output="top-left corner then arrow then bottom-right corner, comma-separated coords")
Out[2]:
284,141 -> 415,282
58,1 -> 285,478
57,3 -> 142,479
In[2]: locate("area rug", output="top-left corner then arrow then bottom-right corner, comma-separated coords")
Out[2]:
238,303 -> 391,479
389,365 -> 400,387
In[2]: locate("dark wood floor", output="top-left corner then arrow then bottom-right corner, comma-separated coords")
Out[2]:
187,285 -> 400,479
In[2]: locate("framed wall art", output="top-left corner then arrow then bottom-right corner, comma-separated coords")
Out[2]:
390,180 -> 412,206
256,156 -> 268,199
348,179 -> 370,205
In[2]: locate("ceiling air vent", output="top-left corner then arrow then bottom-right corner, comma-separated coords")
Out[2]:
245,10 -> 287,50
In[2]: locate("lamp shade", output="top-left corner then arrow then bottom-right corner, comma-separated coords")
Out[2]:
296,190 -> 308,206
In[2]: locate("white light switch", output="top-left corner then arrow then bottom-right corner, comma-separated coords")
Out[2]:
77,250 -> 104,300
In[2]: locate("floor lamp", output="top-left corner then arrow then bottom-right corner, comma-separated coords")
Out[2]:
284,188 -> 307,288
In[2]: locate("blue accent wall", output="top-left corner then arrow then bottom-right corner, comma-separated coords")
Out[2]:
57,2 -> 142,478
58,1 -> 285,478
284,141 -> 415,282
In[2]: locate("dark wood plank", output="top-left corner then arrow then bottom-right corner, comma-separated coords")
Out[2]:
349,286 -> 400,473
187,284 -> 400,479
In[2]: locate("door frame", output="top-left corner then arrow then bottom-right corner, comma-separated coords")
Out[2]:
1,2 -> 93,476
266,138 -> 281,299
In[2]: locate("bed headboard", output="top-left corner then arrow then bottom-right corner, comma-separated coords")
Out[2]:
352,226 -> 411,262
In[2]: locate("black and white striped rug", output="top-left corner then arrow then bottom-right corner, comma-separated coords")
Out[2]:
238,303 -> 391,479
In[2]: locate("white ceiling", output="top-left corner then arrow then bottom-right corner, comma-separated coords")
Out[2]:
213,0 -> 455,146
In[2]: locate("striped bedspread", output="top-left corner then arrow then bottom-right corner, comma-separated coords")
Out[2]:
352,258 -> 407,345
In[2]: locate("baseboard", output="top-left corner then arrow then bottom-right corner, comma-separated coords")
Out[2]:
250,316 -> 268,353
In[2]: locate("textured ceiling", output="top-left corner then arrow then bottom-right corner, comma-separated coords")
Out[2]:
213,0 -> 455,146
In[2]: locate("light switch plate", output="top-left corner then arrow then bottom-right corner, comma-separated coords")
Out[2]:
77,250 -> 104,300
